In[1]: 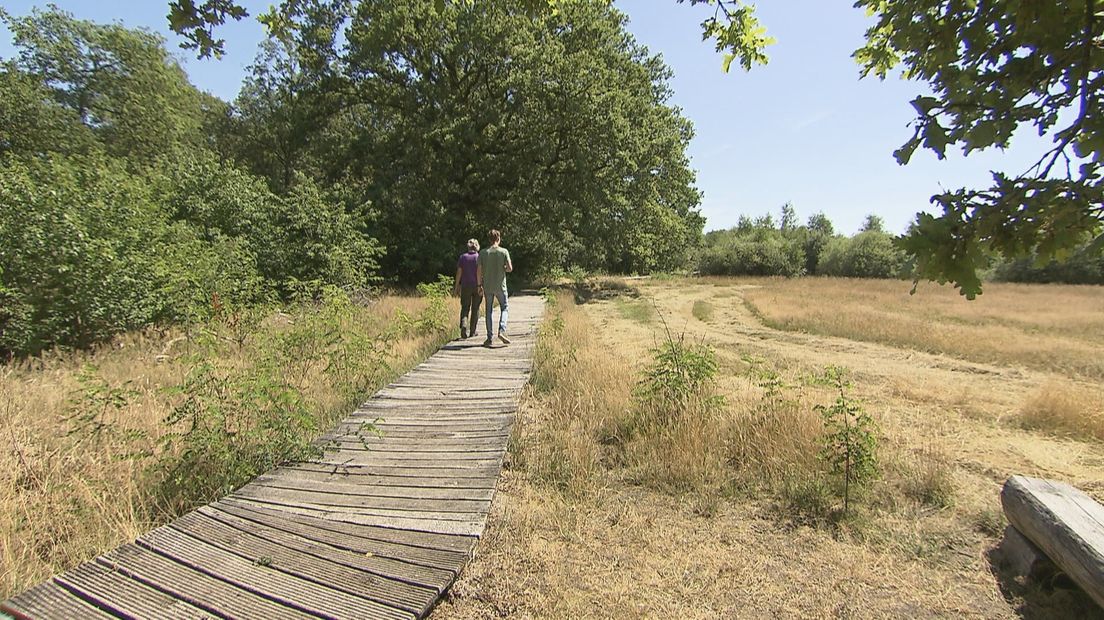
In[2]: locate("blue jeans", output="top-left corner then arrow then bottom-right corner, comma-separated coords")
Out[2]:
484,289 -> 508,337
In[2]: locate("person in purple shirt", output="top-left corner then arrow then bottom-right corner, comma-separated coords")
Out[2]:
452,238 -> 482,339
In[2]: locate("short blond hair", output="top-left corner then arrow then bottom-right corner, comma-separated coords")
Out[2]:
467,238 -> 480,251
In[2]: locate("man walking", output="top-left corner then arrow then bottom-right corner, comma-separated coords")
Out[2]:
477,229 -> 512,347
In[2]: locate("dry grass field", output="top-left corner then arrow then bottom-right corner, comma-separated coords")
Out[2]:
434,277 -> 1104,619
0,294 -> 444,600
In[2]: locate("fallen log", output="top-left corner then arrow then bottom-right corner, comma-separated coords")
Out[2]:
1001,475 -> 1104,609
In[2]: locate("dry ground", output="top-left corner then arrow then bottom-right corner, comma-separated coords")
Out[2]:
434,277 -> 1104,619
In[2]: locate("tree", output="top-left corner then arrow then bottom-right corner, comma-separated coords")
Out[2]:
860,214 -> 884,233
804,211 -> 835,274
2,6 -> 207,166
330,0 -> 702,281
169,1 -> 1102,297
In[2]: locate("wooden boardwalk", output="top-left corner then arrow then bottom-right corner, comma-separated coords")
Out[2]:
2,295 -> 544,620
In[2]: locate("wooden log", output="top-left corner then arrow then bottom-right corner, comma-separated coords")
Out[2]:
999,525 -> 1057,579
1001,475 -> 1104,608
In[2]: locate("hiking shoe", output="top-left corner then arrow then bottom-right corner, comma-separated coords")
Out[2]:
498,332 -> 511,345
482,338 -> 493,347
469,319 -> 478,337
460,326 -> 468,339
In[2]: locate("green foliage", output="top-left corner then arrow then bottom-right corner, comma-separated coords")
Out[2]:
222,0 -> 705,282
634,328 -> 723,425
698,223 -> 806,277
815,367 -> 878,515
853,0 -> 1104,298
817,231 -> 908,279
152,287 -> 396,513
0,154 -> 176,353
2,6 -> 208,167
990,243 -> 1104,285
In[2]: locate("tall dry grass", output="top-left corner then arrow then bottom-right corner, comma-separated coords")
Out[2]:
0,294 -> 443,599
741,278 -> 1104,379
523,292 -> 824,504
1019,381 -> 1104,440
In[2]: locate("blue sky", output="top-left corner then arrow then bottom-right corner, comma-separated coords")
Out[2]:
0,1 -> 1053,234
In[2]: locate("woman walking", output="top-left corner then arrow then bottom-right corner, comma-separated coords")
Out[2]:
453,238 -> 482,339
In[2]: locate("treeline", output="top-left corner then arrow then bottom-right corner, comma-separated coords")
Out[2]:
697,206 -> 908,279
0,2 -> 703,355
697,205 -> 1104,285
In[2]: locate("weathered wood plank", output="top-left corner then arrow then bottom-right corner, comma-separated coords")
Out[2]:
99,544 -> 319,620
231,499 -> 489,536
196,506 -> 458,586
254,470 -> 497,500
215,498 -> 477,556
276,463 -> 500,488
54,562 -> 213,620
169,511 -> 441,614
138,526 -> 414,620
1,581 -> 117,620
1001,475 -> 1104,608
232,486 -> 489,522
237,482 -> 492,513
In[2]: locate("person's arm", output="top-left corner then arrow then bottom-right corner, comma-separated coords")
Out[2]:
505,249 -> 513,273
476,254 -> 484,294
453,265 -> 462,296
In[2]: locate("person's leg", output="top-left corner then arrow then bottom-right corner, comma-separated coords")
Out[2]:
496,290 -> 510,343
470,290 -> 482,337
459,288 -> 472,338
483,291 -> 494,345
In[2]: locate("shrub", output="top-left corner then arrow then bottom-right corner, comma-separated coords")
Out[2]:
817,231 -> 907,278
698,230 -> 806,277
0,154 -> 176,354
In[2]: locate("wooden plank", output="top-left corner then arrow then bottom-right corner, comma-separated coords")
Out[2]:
254,471 -> 497,500
1,581 -> 117,620
320,441 -> 506,455
1001,475 -> 1104,608
231,499 -> 488,537
233,486 -> 488,521
54,562 -> 213,620
215,498 -> 476,556
169,511 -> 441,614
137,526 -> 413,620
195,507 -> 458,585
317,434 -> 510,450
276,463 -> 500,488
99,544 -> 318,620
321,434 -> 509,450
309,451 -> 502,468
237,482 -> 491,513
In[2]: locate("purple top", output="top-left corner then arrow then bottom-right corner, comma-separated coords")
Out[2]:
458,251 -> 479,287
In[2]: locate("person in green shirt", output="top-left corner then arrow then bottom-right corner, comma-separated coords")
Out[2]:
476,229 -> 513,346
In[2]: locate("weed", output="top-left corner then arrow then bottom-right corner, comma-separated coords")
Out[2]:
691,300 -> 714,322
816,366 -> 878,515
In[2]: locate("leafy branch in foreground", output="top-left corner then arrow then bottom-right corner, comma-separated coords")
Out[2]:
854,0 -> 1104,298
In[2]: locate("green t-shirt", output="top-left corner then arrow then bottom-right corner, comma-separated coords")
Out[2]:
479,246 -> 511,293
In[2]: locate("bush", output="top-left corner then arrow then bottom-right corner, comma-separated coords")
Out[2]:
990,245 -> 1104,284
697,230 -> 805,277
817,231 -> 907,278
0,154 -> 176,353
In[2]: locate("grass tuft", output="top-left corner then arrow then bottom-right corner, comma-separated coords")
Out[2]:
1018,380 -> 1104,440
